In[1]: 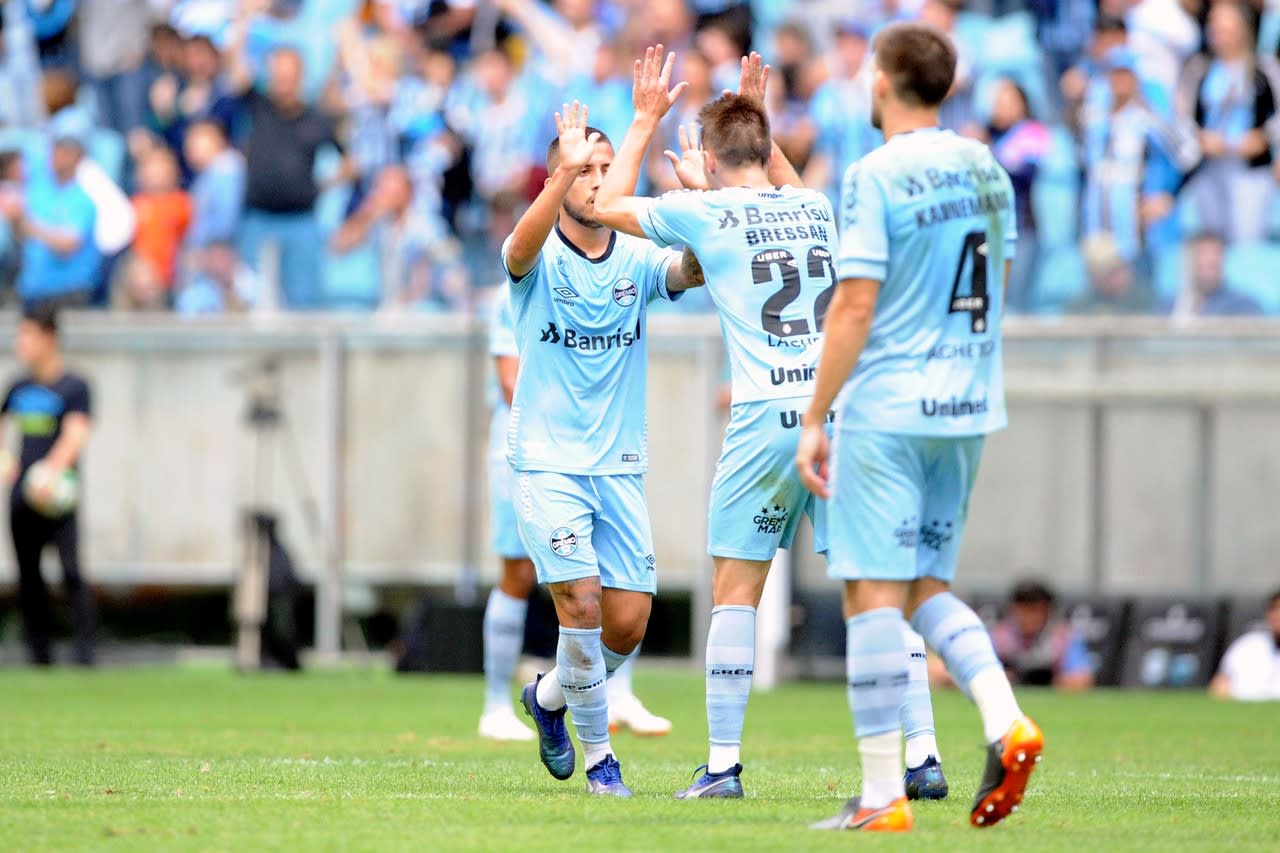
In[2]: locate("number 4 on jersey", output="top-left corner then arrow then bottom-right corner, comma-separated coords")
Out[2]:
949,230 -> 990,334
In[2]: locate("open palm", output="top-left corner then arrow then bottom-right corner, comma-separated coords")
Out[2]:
555,101 -> 599,171
664,124 -> 710,191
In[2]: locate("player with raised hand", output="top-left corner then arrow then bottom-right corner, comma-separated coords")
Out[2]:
795,22 -> 1043,832
504,100 -> 702,797
595,47 -> 949,802
478,286 -> 672,741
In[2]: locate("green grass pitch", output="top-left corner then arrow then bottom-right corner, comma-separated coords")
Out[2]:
1,666 -> 1278,851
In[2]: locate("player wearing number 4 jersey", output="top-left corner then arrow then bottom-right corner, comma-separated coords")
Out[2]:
795,23 -> 1043,833
595,47 -> 948,801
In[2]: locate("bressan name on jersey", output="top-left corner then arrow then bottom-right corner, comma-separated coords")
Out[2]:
639,186 -> 838,405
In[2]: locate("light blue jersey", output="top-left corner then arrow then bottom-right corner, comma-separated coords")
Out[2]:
836,128 -> 1016,437
638,186 -> 837,405
487,288 -> 526,559
504,226 -> 679,475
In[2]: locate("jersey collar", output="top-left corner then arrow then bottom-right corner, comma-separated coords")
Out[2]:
555,224 -> 616,264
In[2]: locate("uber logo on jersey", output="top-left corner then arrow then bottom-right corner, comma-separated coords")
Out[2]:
613,279 -> 637,307
549,526 -> 578,557
621,453 -> 640,463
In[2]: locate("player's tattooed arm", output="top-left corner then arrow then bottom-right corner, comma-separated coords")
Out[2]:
667,247 -> 706,292
731,52 -> 805,189
506,101 -> 600,279
595,44 -> 687,237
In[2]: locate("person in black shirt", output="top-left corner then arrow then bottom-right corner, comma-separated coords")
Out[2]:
225,9 -> 347,309
1,307 -> 94,665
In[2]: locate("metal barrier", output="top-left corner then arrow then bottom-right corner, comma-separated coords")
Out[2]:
1,313 -> 1278,656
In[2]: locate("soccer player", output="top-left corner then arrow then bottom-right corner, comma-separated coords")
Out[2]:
506,101 -> 703,797
479,286 -> 672,740
593,48 -> 947,801
1,306 -> 94,666
794,23 -> 1044,831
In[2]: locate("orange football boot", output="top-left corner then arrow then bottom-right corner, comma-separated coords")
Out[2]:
811,796 -> 915,832
971,716 -> 1044,828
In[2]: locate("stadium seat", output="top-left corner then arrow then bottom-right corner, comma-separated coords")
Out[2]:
1223,243 -> 1280,314
1117,598 -> 1223,688
1057,597 -> 1131,687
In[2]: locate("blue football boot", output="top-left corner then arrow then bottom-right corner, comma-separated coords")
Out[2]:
674,764 -> 744,799
904,755 -> 949,801
585,754 -> 632,797
520,674 -> 575,780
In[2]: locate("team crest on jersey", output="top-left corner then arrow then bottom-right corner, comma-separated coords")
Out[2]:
612,279 -> 637,307
549,526 -> 578,557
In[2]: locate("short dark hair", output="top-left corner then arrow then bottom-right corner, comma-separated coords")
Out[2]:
545,126 -> 612,171
698,94 -> 771,168
1189,230 -> 1227,246
1010,580 -> 1055,606
873,22 -> 957,108
22,304 -> 59,335
1095,14 -> 1128,34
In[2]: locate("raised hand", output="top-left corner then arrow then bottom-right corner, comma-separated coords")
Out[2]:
554,101 -> 601,173
633,44 -> 688,124
727,52 -> 770,109
663,123 -> 710,191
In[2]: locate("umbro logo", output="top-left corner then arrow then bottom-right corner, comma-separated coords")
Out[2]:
553,286 -> 579,305
717,210 -> 740,229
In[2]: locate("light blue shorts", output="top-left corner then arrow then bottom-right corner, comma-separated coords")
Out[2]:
489,408 -> 528,559
513,470 -> 657,594
826,431 -> 984,584
707,399 -> 831,562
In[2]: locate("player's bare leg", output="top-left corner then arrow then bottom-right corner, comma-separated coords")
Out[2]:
480,557 -> 536,741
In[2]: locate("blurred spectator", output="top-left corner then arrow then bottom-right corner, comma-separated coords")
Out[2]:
336,19 -> 400,200
1210,587 -> 1280,701
0,0 -> 46,128
1081,47 -> 1194,272
176,240 -> 259,315
79,0 -> 154,137
448,46 -> 532,249
647,49 -> 715,194
329,164 -> 469,310
1127,0 -> 1201,97
1179,1 -> 1277,244
121,148 -> 191,310
228,22 -> 346,309
1067,232 -> 1159,313
1168,230 -> 1262,317
919,0 -> 980,134
28,0 -> 76,68
765,22 -> 819,172
803,20 -> 878,208
496,0 -> 601,82
1062,16 -> 1137,136
985,79 -> 1050,311
0,149 -> 23,292
148,34 -> 238,177
2,126 -> 100,311
183,119 -> 246,251
1035,0 -> 1097,85
989,580 -> 1095,690
695,20 -> 744,93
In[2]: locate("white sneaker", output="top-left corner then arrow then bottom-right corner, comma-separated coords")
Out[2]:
478,706 -> 536,741
608,695 -> 673,736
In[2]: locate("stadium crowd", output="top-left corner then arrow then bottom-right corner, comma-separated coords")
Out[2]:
1,0 -> 1280,315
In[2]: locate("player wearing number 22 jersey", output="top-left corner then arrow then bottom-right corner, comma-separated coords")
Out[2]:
595,52 -> 947,803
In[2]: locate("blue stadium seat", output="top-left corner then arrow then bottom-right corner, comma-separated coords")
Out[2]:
1223,243 -> 1280,314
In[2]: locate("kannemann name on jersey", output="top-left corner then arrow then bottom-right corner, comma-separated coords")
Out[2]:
835,128 -> 1017,437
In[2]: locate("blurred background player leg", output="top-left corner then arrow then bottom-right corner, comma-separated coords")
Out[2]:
606,648 -> 672,735
901,625 -> 947,800
479,553 -> 536,741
